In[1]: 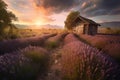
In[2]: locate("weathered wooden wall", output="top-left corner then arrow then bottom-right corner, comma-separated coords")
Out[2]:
74,24 -> 84,33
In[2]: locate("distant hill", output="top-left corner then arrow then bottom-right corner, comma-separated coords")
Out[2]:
15,24 -> 63,29
38,24 -> 62,29
100,21 -> 120,28
15,24 -> 29,29
15,22 -> 120,29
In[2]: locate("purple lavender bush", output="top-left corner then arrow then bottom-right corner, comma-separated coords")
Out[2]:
0,33 -> 56,54
61,34 -> 120,80
0,46 -> 49,80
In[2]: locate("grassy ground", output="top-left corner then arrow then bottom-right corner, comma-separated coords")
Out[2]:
18,29 -> 65,38
0,28 -> 65,41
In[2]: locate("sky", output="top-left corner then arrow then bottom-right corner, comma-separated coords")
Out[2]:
4,0 -> 120,27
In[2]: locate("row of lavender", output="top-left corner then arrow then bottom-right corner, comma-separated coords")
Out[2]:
0,46 -> 49,80
61,33 -> 120,80
45,32 -> 68,49
0,33 -> 56,54
0,33 -> 68,80
79,34 -> 120,60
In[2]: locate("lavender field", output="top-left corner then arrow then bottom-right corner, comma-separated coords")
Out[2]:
1,0 -> 120,80
0,32 -> 120,80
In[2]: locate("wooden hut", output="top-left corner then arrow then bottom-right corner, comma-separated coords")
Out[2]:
72,16 -> 100,35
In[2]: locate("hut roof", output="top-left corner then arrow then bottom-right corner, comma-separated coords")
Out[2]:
72,15 -> 101,26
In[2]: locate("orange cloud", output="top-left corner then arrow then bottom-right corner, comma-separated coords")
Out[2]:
4,0 -> 55,25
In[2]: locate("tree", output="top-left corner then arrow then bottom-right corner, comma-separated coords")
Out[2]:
64,11 -> 80,30
0,0 -> 18,37
0,0 -> 7,9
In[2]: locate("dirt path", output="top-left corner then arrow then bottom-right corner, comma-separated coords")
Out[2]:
46,46 -> 62,80
37,33 -> 68,80
37,43 -> 63,80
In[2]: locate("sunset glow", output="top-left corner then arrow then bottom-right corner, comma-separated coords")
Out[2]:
34,21 -> 42,25
3,0 -> 120,28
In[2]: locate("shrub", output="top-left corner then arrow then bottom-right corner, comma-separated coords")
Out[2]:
0,46 -> 49,80
61,41 -> 120,80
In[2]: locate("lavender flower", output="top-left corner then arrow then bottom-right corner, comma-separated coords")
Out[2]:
0,46 -> 49,80
61,34 -> 120,80
0,33 -> 56,54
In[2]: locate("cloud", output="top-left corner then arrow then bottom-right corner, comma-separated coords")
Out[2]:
80,0 -> 120,17
5,0 -> 82,24
43,17 -> 55,22
34,0 -> 80,15
4,0 -> 120,25
4,0 -> 56,24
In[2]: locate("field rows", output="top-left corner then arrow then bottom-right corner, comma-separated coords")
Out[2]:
61,33 -> 120,80
0,33 -> 120,80
79,34 -> 120,60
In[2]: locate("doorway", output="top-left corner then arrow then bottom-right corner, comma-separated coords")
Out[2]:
83,24 -> 87,34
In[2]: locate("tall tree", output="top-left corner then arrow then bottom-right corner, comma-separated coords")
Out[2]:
64,11 -> 80,30
0,0 -> 17,36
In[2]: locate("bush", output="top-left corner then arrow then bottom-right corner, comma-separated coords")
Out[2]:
0,46 -> 49,80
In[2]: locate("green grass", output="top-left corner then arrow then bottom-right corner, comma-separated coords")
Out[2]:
45,41 -> 58,49
24,50 -> 47,63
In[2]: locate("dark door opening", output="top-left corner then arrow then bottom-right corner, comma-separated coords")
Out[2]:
83,24 -> 87,34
